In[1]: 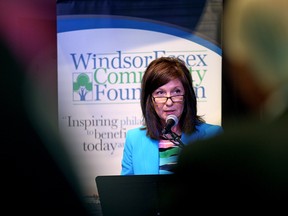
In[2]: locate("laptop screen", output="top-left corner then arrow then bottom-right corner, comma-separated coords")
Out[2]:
95,174 -> 177,216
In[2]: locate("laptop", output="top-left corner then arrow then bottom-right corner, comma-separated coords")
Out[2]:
95,174 -> 177,216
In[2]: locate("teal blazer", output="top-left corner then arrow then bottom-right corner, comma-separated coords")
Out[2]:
121,122 -> 223,175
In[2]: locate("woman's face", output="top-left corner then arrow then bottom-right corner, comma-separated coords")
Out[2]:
152,78 -> 185,124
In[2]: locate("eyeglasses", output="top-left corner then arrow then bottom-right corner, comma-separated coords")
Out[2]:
152,95 -> 184,104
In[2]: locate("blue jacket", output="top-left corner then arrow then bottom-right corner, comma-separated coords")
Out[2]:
121,122 -> 223,175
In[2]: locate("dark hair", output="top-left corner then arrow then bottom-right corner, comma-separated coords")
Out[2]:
140,56 -> 204,139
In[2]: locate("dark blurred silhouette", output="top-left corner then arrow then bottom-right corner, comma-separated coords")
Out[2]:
169,0 -> 288,214
0,1 -> 91,215
0,37 -> 91,215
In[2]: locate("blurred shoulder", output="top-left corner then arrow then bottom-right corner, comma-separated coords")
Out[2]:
195,122 -> 223,137
196,122 -> 223,131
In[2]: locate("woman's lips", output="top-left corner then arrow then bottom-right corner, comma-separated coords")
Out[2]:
164,110 -> 175,115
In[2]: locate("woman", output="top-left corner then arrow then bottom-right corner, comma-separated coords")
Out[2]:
121,56 -> 223,175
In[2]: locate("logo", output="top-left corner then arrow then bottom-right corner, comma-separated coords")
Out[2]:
73,72 -> 93,101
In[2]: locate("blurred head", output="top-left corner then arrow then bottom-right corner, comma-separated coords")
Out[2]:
140,56 -> 204,139
224,0 -> 288,119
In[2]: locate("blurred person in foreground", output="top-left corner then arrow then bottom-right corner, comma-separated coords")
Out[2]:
0,1 -> 91,214
169,0 -> 288,214
121,56 -> 223,175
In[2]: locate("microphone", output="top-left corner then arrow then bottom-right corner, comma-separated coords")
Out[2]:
162,115 -> 178,134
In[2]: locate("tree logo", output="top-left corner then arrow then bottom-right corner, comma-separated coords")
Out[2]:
73,73 -> 93,101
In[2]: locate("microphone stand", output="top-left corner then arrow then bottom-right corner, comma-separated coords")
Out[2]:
170,131 -> 185,148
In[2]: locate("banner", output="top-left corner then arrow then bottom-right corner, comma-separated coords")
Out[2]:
56,0 -> 222,201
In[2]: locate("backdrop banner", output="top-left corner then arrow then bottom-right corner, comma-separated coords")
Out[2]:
56,0 -> 222,198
